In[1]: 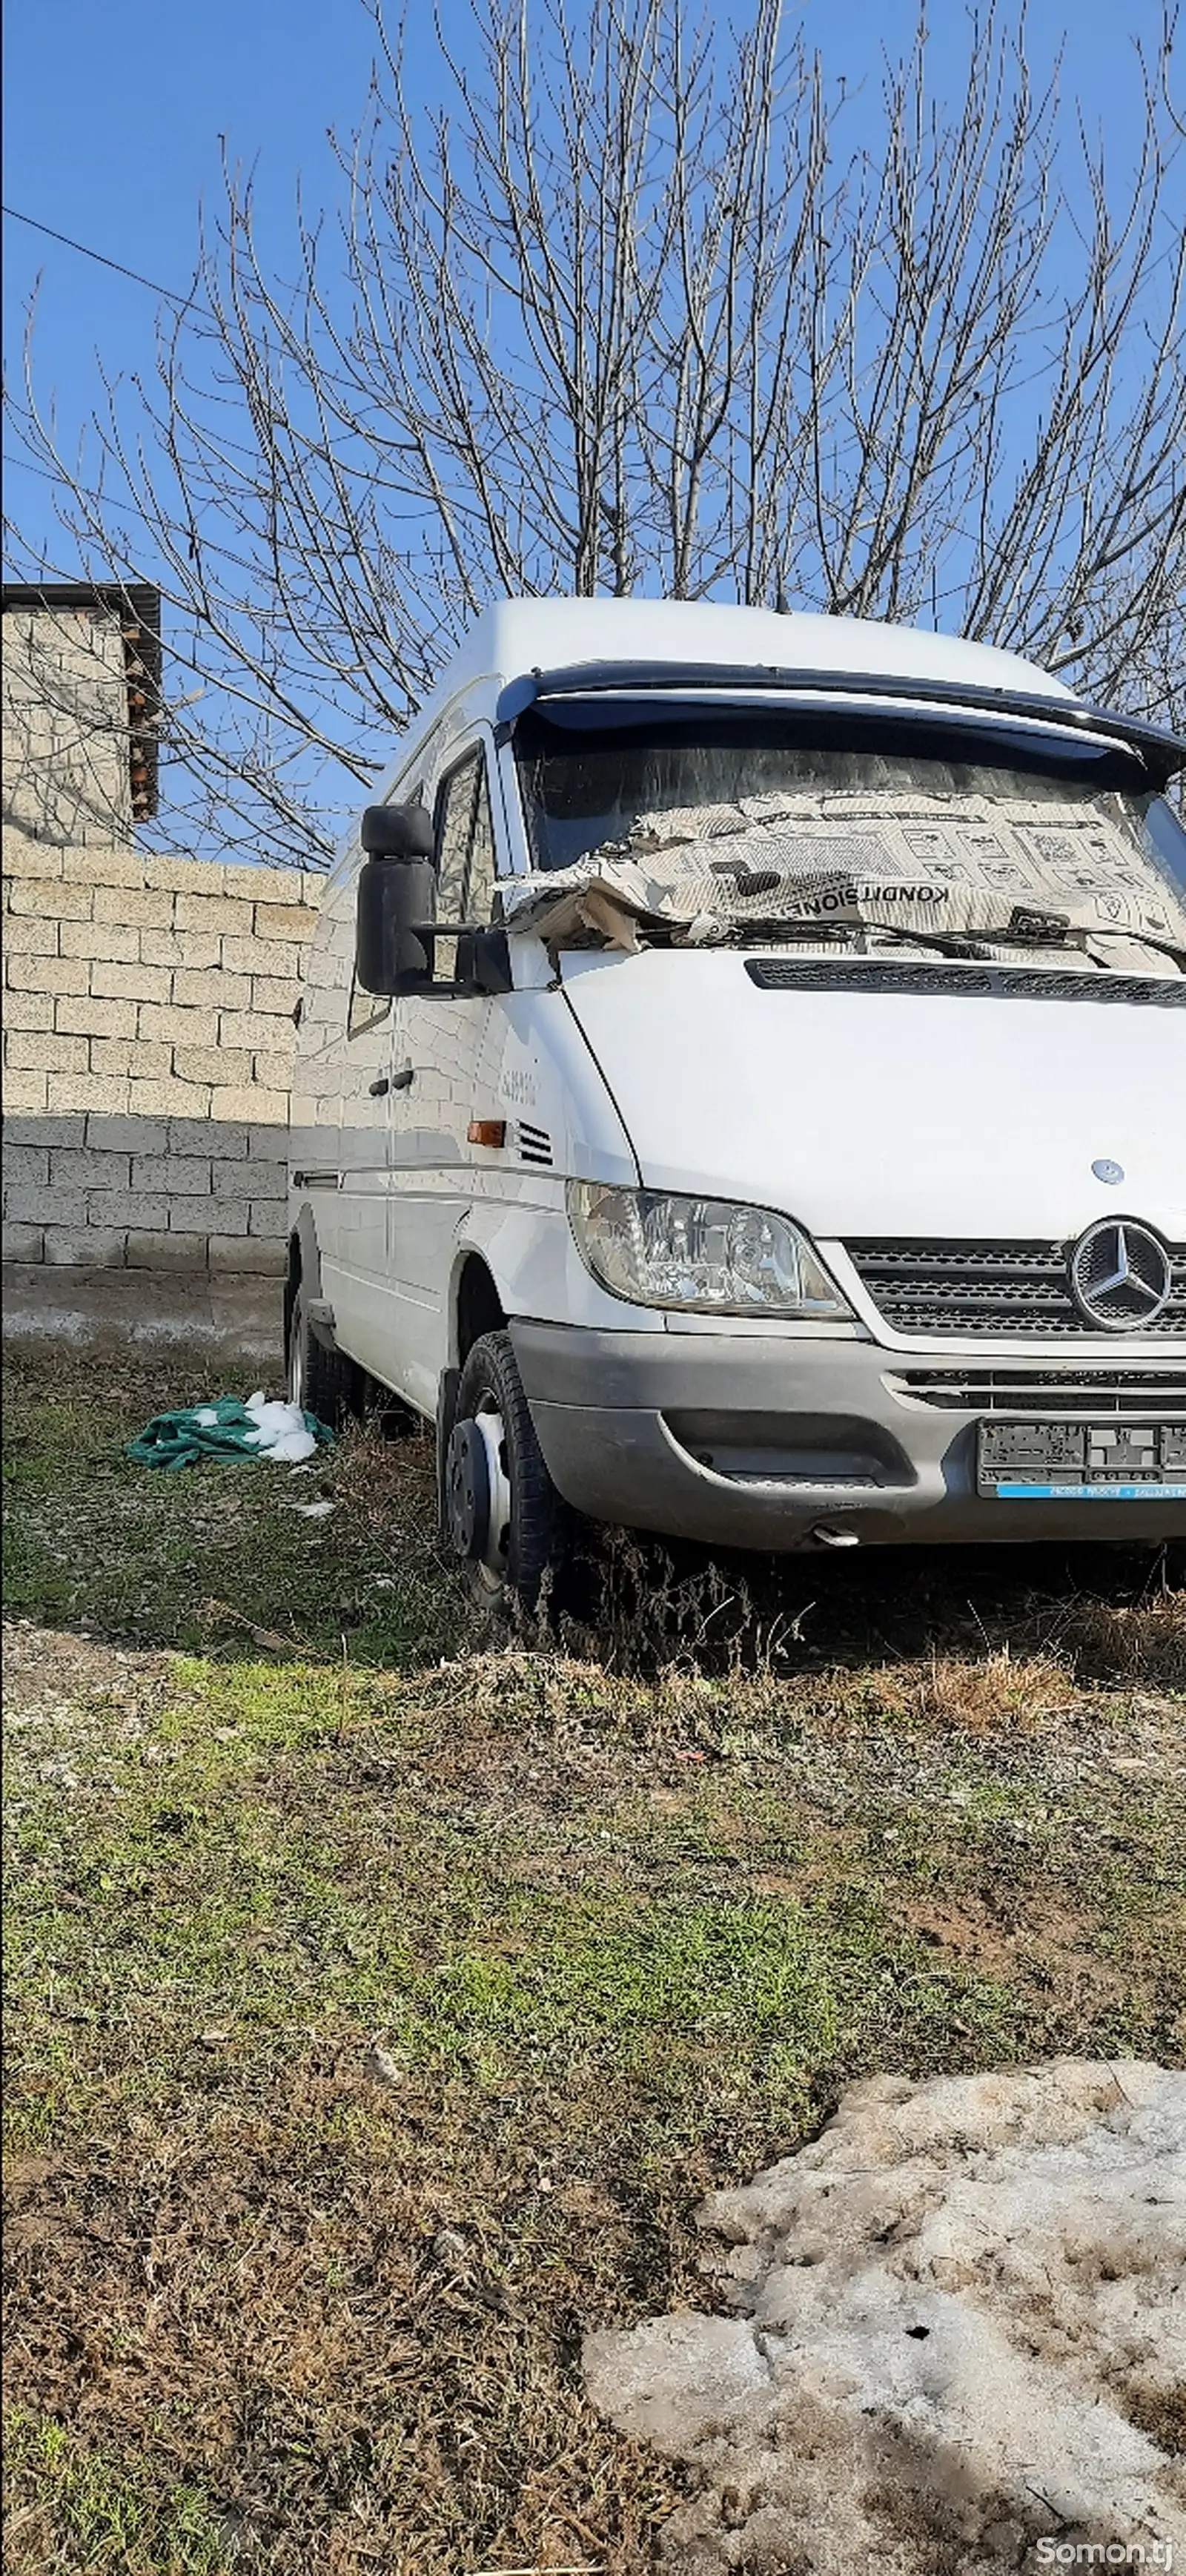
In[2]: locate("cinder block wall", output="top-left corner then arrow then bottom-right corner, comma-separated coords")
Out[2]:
2,839 -> 322,1277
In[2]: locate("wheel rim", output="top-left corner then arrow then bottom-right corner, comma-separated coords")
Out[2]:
287,1291 -> 305,1410
471,1401 -> 511,1590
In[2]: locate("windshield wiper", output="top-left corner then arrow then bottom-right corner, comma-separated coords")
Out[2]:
720,911 -> 1185,970
719,917 -> 994,959
1072,922 -> 1186,970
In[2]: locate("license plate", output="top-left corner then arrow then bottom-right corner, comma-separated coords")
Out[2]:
977,1419 -> 1186,1499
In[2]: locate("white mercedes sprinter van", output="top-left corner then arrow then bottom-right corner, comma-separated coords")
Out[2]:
288,601 -> 1186,1606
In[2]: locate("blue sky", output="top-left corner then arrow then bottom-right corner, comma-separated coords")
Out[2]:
4,0 -> 1167,563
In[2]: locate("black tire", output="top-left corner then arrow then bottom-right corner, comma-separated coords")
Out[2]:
286,1275 -> 363,1430
447,1330 -> 570,1614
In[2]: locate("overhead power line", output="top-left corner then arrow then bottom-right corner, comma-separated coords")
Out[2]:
2,202 -> 205,314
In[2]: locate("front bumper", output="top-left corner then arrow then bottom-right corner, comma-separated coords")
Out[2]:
509,1321 -> 1186,1548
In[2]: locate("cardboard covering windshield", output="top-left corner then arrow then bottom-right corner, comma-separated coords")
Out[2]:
501,792 -> 1186,964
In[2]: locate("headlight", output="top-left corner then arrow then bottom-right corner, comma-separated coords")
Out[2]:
568,1183 -> 852,1317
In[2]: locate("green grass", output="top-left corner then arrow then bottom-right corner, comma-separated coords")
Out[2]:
4,1354 -> 1185,2572
4,2419 -> 231,2576
2,1358 -> 465,1665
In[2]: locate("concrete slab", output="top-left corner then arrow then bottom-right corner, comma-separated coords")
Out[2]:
1,1262 -> 282,1364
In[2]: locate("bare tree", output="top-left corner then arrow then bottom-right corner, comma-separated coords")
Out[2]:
6,0 -> 1185,865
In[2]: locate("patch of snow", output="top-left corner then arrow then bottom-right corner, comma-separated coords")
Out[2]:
584,2060 -> 1186,2572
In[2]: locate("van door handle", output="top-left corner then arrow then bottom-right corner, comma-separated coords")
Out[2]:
368,1077 -> 389,1097
391,1065 -> 415,1090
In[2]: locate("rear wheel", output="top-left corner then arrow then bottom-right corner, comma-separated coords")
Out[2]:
286,1277 -> 363,1430
443,1330 -> 571,1614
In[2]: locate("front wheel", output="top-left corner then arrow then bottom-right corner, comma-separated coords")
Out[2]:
443,1330 -> 572,1614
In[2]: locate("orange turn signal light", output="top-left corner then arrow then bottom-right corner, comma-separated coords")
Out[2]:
467,1119 -> 506,1147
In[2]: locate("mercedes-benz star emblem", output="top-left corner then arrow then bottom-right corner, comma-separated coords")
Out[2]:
1069,1220 -> 1173,1331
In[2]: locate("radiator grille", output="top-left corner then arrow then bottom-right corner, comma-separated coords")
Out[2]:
890,1367 -> 1186,1413
846,1240 -> 1186,1338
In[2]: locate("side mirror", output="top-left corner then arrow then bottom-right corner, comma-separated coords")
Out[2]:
356,854 -> 437,994
360,802 -> 434,860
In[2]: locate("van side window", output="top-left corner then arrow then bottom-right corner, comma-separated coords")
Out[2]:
347,979 -> 390,1040
434,747 -> 497,982
434,748 -> 497,925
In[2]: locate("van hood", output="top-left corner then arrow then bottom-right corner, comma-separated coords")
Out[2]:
560,950 -> 1186,1243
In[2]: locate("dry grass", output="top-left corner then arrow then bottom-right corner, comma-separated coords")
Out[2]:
878,1647 -> 1077,1732
1058,1590 -> 1186,1689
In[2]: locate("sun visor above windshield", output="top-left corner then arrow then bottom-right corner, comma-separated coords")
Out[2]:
497,663 -> 1186,780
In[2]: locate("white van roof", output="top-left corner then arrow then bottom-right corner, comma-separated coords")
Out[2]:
414,597 -> 1077,731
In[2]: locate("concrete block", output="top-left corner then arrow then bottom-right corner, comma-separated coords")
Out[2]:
6,951 -> 90,996
132,1153 -> 213,1194
168,1195 -> 249,1234
222,1155 -> 286,1200
56,994 -> 139,1041
91,959 -> 172,1005
127,1078 -> 212,1119
219,1006 -> 294,1054
171,968 -> 253,1015
248,1200 -> 288,1236
247,1123 -> 291,1159
0,1072 -> 50,1113
1,839 -> 66,879
7,877 -> 93,920
208,1234 -> 287,1276
126,1229 -> 209,1272
2,915 -> 59,956
89,1040 -> 174,1082
144,855 -> 225,894
69,848 -> 150,888
6,1183 -> 87,1225
139,928 -> 221,972
3,1221 -> 44,1261
3,1114 -> 87,1149
249,976 -> 302,1017
92,885 -> 173,929
2,1143 -> 51,1187
224,862 -> 305,902
137,1000 -> 220,1048
222,933 -> 305,981
88,1190 -> 170,1229
86,1114 -> 171,1155
173,1046 -> 253,1089
6,1031 -> 90,1074
59,918 -> 141,965
2,990 -> 55,1032
50,1075 -> 133,1115
251,1053 -> 296,1096
51,1146 -> 132,1191
172,1117 -> 245,1157
211,1085 -> 288,1126
251,899 -> 314,941
173,891 -> 251,936
42,1226 -> 127,1267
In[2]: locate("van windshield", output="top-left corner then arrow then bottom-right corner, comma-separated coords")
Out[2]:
512,707 -> 1186,962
